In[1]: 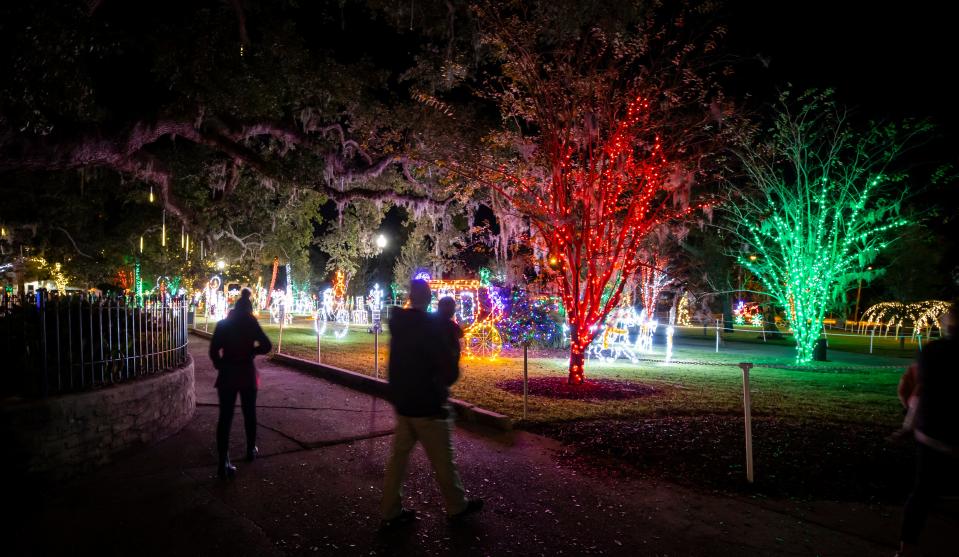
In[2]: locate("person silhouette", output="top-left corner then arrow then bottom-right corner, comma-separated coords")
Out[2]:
897,301 -> 959,556
380,280 -> 482,528
208,287 -> 272,479
435,296 -> 464,386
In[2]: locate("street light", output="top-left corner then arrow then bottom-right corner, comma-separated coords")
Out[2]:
375,233 -> 388,249
216,260 -> 226,271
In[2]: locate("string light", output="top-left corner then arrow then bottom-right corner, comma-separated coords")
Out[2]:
676,293 -> 691,326
729,99 -> 916,363
463,285 -> 505,360
487,94 -> 701,383
586,305 -> 658,363
860,300 -> 950,337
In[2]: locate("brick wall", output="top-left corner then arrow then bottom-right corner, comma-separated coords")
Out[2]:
1,356 -> 196,485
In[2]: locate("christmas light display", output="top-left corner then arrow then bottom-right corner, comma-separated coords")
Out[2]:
114,268 -> 133,292
428,278 -> 481,323
311,284 -> 349,338
134,260 -> 143,303
332,270 -> 347,300
51,262 -> 68,292
729,97 -> 916,363
502,289 -> 559,348
733,301 -> 761,327
586,306 -> 659,363
860,300 -> 950,338
351,295 -> 369,325
155,275 -> 172,300
293,290 -> 314,315
676,293 -> 692,326
205,275 -> 226,321
463,285 -> 505,360
266,257 -> 279,306
368,283 -> 384,327
285,263 -> 293,304
637,255 -> 671,316
478,93 -> 704,383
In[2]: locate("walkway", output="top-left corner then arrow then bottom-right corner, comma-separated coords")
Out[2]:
10,337 -> 951,556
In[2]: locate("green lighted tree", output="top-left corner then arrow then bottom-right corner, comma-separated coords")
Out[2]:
727,92 -> 926,363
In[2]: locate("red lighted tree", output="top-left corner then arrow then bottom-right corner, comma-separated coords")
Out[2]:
468,2 -> 727,383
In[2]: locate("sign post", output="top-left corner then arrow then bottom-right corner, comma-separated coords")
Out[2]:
277,304 -> 285,354
523,343 -> 529,420
715,319 -> 721,353
373,320 -> 381,379
739,362 -> 755,483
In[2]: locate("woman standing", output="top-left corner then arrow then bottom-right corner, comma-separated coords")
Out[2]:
208,288 -> 272,478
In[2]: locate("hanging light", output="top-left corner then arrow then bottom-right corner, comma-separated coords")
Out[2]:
161,211 -> 166,247
139,235 -> 144,253
149,186 -> 154,203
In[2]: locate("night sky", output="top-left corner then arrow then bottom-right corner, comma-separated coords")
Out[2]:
726,1 -> 958,289
728,0 -> 956,157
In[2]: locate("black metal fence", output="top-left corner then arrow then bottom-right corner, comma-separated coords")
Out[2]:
0,292 -> 189,398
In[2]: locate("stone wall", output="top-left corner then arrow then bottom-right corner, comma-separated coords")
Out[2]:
1,356 -> 196,485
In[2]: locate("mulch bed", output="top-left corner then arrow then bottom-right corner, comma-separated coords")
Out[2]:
496,376 -> 659,400
528,415 -> 916,502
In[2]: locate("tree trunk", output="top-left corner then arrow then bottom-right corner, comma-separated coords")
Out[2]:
720,292 -> 734,332
568,344 -> 586,385
762,305 -> 784,339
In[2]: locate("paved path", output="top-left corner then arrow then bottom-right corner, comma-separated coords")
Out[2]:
10,337 -> 953,556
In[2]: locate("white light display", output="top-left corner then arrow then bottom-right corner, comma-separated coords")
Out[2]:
587,306 -> 659,363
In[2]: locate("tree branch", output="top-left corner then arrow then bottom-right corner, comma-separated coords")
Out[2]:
52,226 -> 94,259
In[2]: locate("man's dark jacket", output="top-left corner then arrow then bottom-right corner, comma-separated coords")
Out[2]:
209,309 -> 272,391
915,336 -> 959,449
387,307 -> 453,417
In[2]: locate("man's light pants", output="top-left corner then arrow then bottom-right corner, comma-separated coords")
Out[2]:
381,407 -> 468,519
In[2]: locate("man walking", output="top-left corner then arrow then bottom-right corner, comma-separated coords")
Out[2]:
380,280 -> 482,528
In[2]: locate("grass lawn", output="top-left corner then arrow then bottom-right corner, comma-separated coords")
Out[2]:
244,316 -> 912,429
672,323 -> 926,359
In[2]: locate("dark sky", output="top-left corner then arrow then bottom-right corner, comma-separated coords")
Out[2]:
727,0 -> 955,135
726,1 -> 957,292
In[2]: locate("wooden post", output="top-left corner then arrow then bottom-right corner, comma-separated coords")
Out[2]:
374,322 -> 380,379
313,313 -> 321,363
277,305 -> 285,354
523,343 -> 529,420
739,362 -> 755,483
